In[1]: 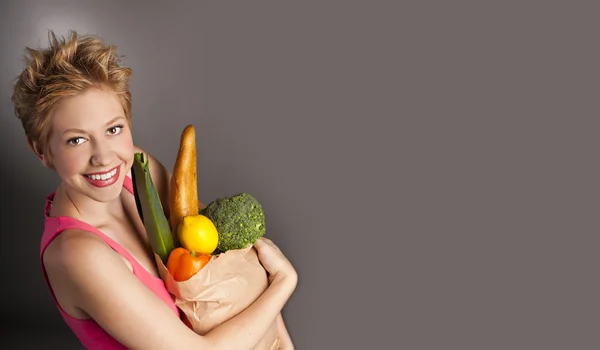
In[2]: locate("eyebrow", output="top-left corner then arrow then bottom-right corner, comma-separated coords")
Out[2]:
105,116 -> 126,126
62,116 -> 126,136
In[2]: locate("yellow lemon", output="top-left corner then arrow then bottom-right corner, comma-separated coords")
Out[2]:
177,214 -> 219,255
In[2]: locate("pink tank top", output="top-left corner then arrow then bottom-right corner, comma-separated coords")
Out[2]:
39,176 -> 180,349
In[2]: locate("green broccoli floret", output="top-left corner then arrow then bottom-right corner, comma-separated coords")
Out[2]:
199,192 -> 266,253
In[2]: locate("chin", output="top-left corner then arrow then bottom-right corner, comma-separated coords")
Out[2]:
86,185 -> 123,203
80,174 -> 126,203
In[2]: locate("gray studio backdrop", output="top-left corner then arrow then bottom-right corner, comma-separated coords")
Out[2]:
1,1 -> 599,349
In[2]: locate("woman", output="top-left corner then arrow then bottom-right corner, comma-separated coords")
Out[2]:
11,30 -> 297,349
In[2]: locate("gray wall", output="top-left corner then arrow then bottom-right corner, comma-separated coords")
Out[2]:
1,1 -> 599,349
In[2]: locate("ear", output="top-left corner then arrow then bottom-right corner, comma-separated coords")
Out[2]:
26,136 -> 52,169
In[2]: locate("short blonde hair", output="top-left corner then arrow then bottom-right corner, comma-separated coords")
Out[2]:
11,30 -> 133,156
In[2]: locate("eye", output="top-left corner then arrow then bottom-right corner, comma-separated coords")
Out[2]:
67,137 -> 86,146
107,124 -> 124,135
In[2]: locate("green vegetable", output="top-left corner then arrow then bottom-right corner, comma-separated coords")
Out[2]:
200,192 -> 266,253
131,152 -> 175,264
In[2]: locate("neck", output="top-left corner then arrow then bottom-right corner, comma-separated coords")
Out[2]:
55,183 -> 121,225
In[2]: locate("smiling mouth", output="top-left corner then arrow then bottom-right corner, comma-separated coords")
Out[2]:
84,166 -> 119,181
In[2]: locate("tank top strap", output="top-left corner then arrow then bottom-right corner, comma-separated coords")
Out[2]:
40,216 -> 153,282
123,174 -> 134,195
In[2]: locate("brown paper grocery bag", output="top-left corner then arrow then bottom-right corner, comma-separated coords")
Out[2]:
155,246 -> 279,350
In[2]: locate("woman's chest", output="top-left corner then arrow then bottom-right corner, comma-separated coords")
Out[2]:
99,192 -> 160,278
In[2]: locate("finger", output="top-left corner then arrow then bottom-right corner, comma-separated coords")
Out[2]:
258,238 -> 276,250
259,237 -> 273,244
264,238 -> 281,251
254,239 -> 265,249
257,237 -> 283,254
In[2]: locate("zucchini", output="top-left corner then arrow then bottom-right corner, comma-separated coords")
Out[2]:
131,152 -> 175,264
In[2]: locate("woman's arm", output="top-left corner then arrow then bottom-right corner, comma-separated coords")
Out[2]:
276,313 -> 295,349
44,232 -> 297,350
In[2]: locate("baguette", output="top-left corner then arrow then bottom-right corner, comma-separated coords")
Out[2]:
169,125 -> 199,234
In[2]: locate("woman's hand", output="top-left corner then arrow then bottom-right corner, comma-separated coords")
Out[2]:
254,237 -> 298,287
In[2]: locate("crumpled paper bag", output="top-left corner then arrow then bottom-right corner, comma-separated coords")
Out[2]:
154,246 -> 279,350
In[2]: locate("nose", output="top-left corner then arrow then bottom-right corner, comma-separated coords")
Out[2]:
90,139 -> 116,167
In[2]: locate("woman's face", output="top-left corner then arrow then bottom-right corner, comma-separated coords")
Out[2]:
46,87 -> 134,203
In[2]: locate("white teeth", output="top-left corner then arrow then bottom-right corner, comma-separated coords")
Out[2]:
86,168 -> 118,181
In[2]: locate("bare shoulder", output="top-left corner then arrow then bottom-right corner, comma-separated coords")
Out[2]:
43,228 -> 203,348
43,229 -> 131,289
43,229 -> 127,317
44,228 -> 117,275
